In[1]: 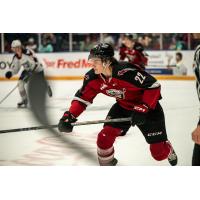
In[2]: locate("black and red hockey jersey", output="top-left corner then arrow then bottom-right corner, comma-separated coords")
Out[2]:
69,61 -> 161,118
119,43 -> 148,69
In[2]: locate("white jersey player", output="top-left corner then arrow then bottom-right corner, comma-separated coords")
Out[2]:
5,40 -> 52,107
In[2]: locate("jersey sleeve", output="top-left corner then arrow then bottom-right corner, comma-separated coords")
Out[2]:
25,48 -> 39,63
119,46 -> 126,60
69,70 -> 99,117
134,70 -> 161,109
123,69 -> 161,109
10,56 -> 21,75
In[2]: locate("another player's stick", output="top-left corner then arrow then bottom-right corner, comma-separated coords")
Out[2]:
0,84 -> 18,104
0,73 -> 32,105
0,117 -> 132,134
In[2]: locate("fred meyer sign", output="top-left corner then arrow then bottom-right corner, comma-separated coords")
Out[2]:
0,51 -> 195,78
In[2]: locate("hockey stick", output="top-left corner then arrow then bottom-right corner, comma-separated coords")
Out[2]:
0,69 -> 35,105
0,84 -> 18,104
0,117 -> 131,134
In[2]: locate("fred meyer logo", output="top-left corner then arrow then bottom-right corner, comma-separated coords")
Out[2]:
43,58 -> 92,68
0,61 -> 12,70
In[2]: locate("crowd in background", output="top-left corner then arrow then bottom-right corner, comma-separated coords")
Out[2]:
2,33 -> 200,53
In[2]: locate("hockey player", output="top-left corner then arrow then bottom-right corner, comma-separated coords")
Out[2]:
58,43 -> 177,166
192,45 -> 200,165
5,40 -> 52,108
119,33 -> 148,70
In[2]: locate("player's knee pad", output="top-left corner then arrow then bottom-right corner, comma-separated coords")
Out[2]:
18,80 -> 27,99
18,80 -> 25,91
150,141 -> 171,161
97,126 -> 121,149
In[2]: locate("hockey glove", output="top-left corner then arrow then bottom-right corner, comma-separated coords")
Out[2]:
134,42 -> 144,52
5,71 -> 12,79
131,104 -> 149,126
23,71 -> 33,82
58,111 -> 77,133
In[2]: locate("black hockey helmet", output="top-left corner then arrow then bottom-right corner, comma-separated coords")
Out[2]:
88,43 -> 114,60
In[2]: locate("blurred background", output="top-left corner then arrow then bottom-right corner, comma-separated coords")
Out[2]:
0,33 -> 198,78
0,33 -> 199,53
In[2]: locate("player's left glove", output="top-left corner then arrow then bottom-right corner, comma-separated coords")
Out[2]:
58,111 -> 77,133
131,104 -> 149,126
23,71 -> 33,82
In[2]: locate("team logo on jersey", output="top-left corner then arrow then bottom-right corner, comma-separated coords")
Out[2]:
22,61 -> 31,69
106,88 -> 126,99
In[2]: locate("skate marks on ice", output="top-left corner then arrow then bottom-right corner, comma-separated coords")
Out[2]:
27,73 -> 97,164
0,133 -> 97,166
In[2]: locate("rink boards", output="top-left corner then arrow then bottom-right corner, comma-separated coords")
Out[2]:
0,51 -> 196,81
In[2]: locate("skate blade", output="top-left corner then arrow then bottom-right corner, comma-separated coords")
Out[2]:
17,105 -> 28,109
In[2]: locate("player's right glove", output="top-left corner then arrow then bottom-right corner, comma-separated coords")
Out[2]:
5,71 -> 12,79
131,104 -> 149,126
58,111 -> 77,133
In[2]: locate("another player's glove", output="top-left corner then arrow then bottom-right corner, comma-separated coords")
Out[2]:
58,111 -> 77,133
23,71 -> 33,82
5,71 -> 12,79
133,42 -> 144,52
131,104 -> 149,126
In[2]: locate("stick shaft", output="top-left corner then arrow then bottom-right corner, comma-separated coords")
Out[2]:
72,117 -> 131,126
0,84 -> 18,104
0,117 -> 131,134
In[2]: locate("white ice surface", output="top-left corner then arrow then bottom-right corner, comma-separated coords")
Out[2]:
0,80 -> 199,165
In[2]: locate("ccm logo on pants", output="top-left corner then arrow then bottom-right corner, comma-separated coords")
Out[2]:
147,131 -> 163,137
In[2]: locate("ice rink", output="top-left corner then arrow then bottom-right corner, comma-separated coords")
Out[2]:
0,79 -> 199,166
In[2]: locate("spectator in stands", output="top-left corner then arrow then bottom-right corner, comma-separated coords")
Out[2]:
116,33 -> 125,49
80,34 -> 99,51
191,33 -> 200,49
168,36 -> 177,50
138,34 -> 152,49
168,34 -> 187,50
4,39 -> 11,53
39,39 -> 53,52
167,52 -> 187,75
149,33 -> 161,50
60,37 -> 69,52
42,33 -> 56,45
176,34 -> 187,50
80,35 -> 94,51
26,37 -> 37,52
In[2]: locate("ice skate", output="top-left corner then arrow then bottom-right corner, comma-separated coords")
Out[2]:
99,158 -> 118,166
109,158 -> 118,166
168,148 -> 178,166
17,99 -> 28,108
